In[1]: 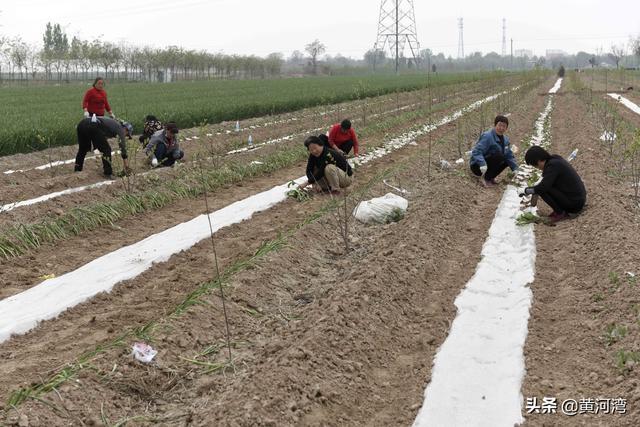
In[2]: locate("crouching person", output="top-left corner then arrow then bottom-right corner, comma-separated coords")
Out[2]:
521,146 -> 586,222
470,115 -> 518,187
144,122 -> 184,167
75,116 -> 132,178
139,114 -> 163,145
299,136 -> 353,195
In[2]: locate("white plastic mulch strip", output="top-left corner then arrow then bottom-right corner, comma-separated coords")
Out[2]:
413,188 -> 535,427
3,151 -> 123,175
548,77 -> 563,94
0,180 -> 116,214
0,89 -> 511,345
414,78 -> 561,427
608,93 -> 640,115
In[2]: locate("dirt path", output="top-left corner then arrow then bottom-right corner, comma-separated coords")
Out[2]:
522,89 -> 640,426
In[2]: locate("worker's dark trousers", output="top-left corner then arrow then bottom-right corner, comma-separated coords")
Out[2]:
538,188 -> 585,214
470,153 -> 509,181
337,140 -> 354,155
75,119 -> 112,175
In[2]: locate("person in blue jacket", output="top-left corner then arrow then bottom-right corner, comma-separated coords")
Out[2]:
470,115 -> 518,187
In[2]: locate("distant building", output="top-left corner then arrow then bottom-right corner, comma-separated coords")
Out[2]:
514,49 -> 533,58
546,49 -> 567,59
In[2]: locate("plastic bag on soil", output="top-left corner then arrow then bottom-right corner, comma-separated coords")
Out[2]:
132,342 -> 157,363
353,193 -> 408,224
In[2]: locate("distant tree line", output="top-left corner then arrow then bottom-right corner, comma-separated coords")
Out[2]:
0,23 -> 285,82
0,23 -> 639,83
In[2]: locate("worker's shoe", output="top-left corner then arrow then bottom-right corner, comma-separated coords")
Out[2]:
548,211 -> 569,223
481,178 -> 496,188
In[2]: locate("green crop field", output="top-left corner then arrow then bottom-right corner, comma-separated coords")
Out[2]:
0,72 -> 505,156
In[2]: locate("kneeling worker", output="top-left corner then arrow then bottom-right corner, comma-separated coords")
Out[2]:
144,122 -> 184,167
521,146 -> 586,222
299,135 -> 353,195
470,115 -> 518,187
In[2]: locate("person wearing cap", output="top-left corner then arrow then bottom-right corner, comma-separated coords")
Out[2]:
74,117 -> 132,178
82,77 -> 114,119
144,122 -> 184,167
328,119 -> 360,157
520,146 -> 586,223
470,115 -> 518,187
299,135 -> 353,195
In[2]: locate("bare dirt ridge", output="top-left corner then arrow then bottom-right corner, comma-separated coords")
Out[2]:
522,87 -> 640,426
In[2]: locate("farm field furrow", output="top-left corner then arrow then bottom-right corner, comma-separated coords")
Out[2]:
523,83 -> 640,426
0,76 -> 553,426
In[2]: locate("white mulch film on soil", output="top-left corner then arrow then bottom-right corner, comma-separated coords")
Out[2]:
413,78 -> 561,427
607,93 -> 640,115
0,91 -> 509,344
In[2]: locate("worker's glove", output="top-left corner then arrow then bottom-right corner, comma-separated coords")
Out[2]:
151,157 -> 158,167
83,111 -> 90,119
518,187 -> 535,197
479,165 -> 488,176
109,112 -> 115,119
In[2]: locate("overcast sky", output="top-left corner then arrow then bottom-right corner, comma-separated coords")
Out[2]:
1,0 -> 639,59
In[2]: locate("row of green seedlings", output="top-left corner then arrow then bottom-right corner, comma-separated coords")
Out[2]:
594,271 -> 640,372
3,164 -> 400,415
0,87 -> 480,260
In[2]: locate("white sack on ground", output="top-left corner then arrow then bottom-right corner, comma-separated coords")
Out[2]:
353,193 -> 408,224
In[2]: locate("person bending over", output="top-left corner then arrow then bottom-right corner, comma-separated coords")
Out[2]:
470,115 -> 518,187
521,146 -> 586,222
328,119 -> 359,157
75,117 -> 133,178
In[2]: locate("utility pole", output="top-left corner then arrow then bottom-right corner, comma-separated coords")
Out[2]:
457,18 -> 464,59
396,0 -> 399,74
502,18 -> 507,57
510,38 -> 513,69
373,0 -> 421,74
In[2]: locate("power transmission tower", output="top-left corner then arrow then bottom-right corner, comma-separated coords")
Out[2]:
457,18 -> 464,59
501,18 -> 507,57
373,0 -> 421,74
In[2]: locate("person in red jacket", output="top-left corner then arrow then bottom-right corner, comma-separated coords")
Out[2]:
82,77 -> 114,118
328,119 -> 359,157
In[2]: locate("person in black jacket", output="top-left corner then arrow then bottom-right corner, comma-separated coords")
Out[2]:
521,146 -> 587,222
75,116 -> 133,178
299,135 -> 353,194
